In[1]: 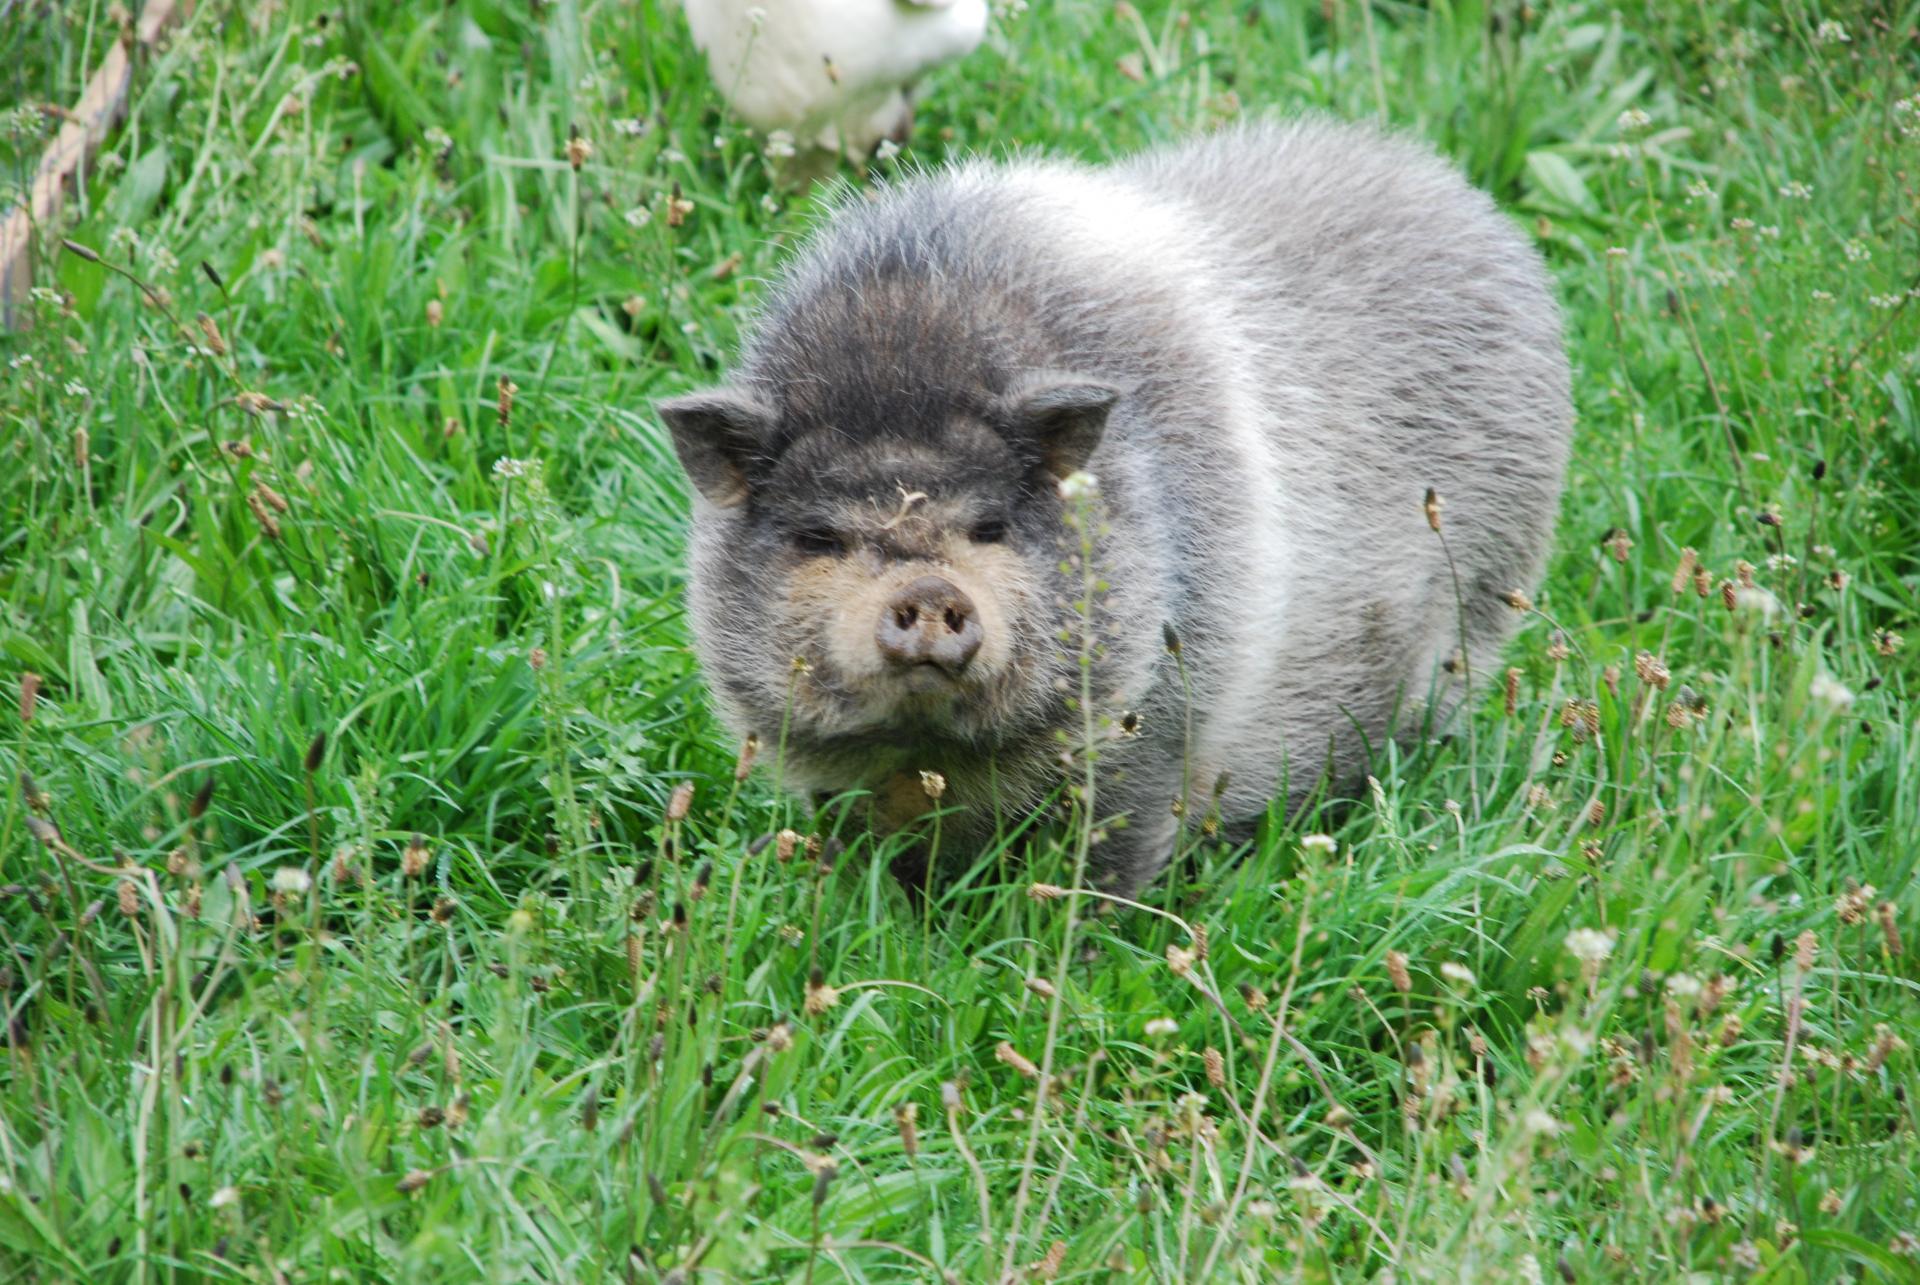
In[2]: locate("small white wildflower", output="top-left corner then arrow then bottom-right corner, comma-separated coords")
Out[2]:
1605,245 -> 1629,259
624,206 -> 653,229
1815,19 -> 1848,43
492,456 -> 534,480
1731,217 -> 1755,231
1779,181 -> 1812,200
759,192 -> 780,215
661,147 -> 687,165
1056,470 -> 1099,501
1684,179 -> 1714,202
1843,239 -> 1870,262
1299,833 -> 1337,857
1732,584 -> 1781,618
1666,972 -> 1703,1001
1811,289 -> 1834,301
1617,107 -> 1652,132
272,866 -> 313,896
1439,961 -> 1476,988
1810,672 -> 1854,709
875,138 -> 902,162
210,1185 -> 241,1209
764,129 -> 796,160
1144,1017 -> 1179,1037
1869,293 -> 1903,309
746,5 -> 767,25
422,125 -> 452,153
1565,928 -> 1614,966
1758,224 -> 1781,239
612,117 -> 648,137
1523,1108 -> 1564,1137
1766,552 -> 1797,573
63,380 -> 88,398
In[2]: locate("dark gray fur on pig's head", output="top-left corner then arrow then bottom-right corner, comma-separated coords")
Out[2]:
658,229 -> 1121,769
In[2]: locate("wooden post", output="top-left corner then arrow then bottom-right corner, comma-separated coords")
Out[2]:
1,0 -> 182,329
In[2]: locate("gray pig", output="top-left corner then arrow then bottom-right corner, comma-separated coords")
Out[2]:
659,120 -> 1572,898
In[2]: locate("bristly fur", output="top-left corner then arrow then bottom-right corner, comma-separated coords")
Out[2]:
660,119 -> 1574,898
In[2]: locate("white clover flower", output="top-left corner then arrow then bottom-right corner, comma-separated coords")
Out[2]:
492,456 -> 534,479
1144,1017 -> 1179,1037
1843,239 -> 1870,262
875,139 -> 902,162
624,206 -> 653,229
271,866 -> 313,896
210,1185 -> 241,1209
1565,928 -> 1614,966
1732,584 -> 1782,618
612,117 -> 648,138
1810,672 -> 1854,708
764,129 -> 796,160
1684,179 -> 1714,202
1439,961 -> 1476,988
1779,180 -> 1813,200
1299,833 -> 1337,856
1815,19 -> 1848,43
1056,470 -> 1099,501
1523,1108 -> 1564,1137
1666,972 -> 1703,1000
1605,245 -> 1629,259
1617,107 -> 1652,132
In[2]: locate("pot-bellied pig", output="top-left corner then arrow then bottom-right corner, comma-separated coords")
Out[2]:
659,119 -> 1572,898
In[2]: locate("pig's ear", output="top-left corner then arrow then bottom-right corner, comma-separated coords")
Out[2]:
657,387 -> 775,507
997,374 -> 1121,480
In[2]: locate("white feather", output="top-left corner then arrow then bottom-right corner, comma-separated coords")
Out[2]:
681,0 -> 988,157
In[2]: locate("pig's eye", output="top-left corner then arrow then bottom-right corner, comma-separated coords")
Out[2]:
791,526 -> 844,557
969,518 -> 1008,545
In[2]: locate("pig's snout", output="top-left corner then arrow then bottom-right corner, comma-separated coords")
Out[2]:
875,576 -> 982,675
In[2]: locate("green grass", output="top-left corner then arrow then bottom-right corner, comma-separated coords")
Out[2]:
3,0 -> 1918,1279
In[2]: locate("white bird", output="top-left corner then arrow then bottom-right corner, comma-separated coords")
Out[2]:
678,1 -> 989,166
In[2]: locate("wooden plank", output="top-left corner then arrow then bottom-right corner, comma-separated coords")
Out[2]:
1,0 -> 182,330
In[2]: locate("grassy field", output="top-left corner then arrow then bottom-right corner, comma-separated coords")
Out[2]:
3,0 -> 1918,1279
